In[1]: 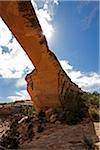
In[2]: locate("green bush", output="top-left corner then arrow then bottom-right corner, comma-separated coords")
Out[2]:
63,110 -> 83,125
89,107 -> 99,122
1,135 -> 19,149
82,92 -> 100,108
83,136 -> 94,150
20,105 -> 35,116
55,92 -> 86,125
53,106 -> 63,114
82,92 -> 100,122
90,97 -> 99,107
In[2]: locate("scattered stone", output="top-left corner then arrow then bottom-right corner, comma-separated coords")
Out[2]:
50,114 -> 57,123
55,121 -> 61,125
45,108 -> 53,121
0,124 -> 3,133
18,116 -> 28,124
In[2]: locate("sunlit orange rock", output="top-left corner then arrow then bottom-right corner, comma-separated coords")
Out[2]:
0,1 -> 82,112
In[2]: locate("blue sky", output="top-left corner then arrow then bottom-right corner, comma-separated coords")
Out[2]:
0,0 -> 100,103
49,1 -> 99,73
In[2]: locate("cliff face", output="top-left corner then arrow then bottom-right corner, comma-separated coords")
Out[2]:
0,1 -> 83,112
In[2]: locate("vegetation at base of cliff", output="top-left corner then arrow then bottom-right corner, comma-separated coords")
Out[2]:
54,91 -> 99,124
63,92 -> 86,125
54,92 -> 87,125
83,135 -> 94,150
82,91 -> 100,122
54,108 -> 85,125
20,105 -> 35,116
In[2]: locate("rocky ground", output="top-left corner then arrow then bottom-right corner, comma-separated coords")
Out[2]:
0,100 -> 99,150
19,121 -> 99,150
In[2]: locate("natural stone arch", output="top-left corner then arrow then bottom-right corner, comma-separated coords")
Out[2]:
0,1 -> 83,112
0,2 -> 99,149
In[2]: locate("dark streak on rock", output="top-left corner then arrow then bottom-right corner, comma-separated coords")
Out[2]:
18,1 -> 40,29
39,35 -> 48,46
58,70 -> 65,108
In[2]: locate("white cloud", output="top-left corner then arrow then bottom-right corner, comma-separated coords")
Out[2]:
77,1 -> 99,30
36,9 -> 54,40
0,45 -> 34,78
31,0 -> 59,41
81,6 -> 98,30
0,18 -> 34,78
60,60 -> 100,93
16,77 -> 26,88
54,0 -> 59,5
0,18 -> 12,46
59,60 -> 73,71
7,90 -> 31,102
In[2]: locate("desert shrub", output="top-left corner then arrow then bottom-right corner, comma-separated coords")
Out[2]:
63,111 -> 82,125
53,106 -> 63,115
27,106 -> 35,116
64,92 -> 86,125
82,92 -> 100,122
82,92 -> 100,108
20,105 -> 35,116
90,97 -> 99,108
89,107 -> 99,122
83,136 -> 94,150
1,136 -> 19,149
55,92 -> 86,125
37,111 -> 46,133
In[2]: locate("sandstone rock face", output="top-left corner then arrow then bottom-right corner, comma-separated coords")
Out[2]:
25,50 -> 83,112
0,1 -> 82,112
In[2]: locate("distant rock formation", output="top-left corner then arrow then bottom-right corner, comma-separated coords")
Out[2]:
0,1 -> 85,113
